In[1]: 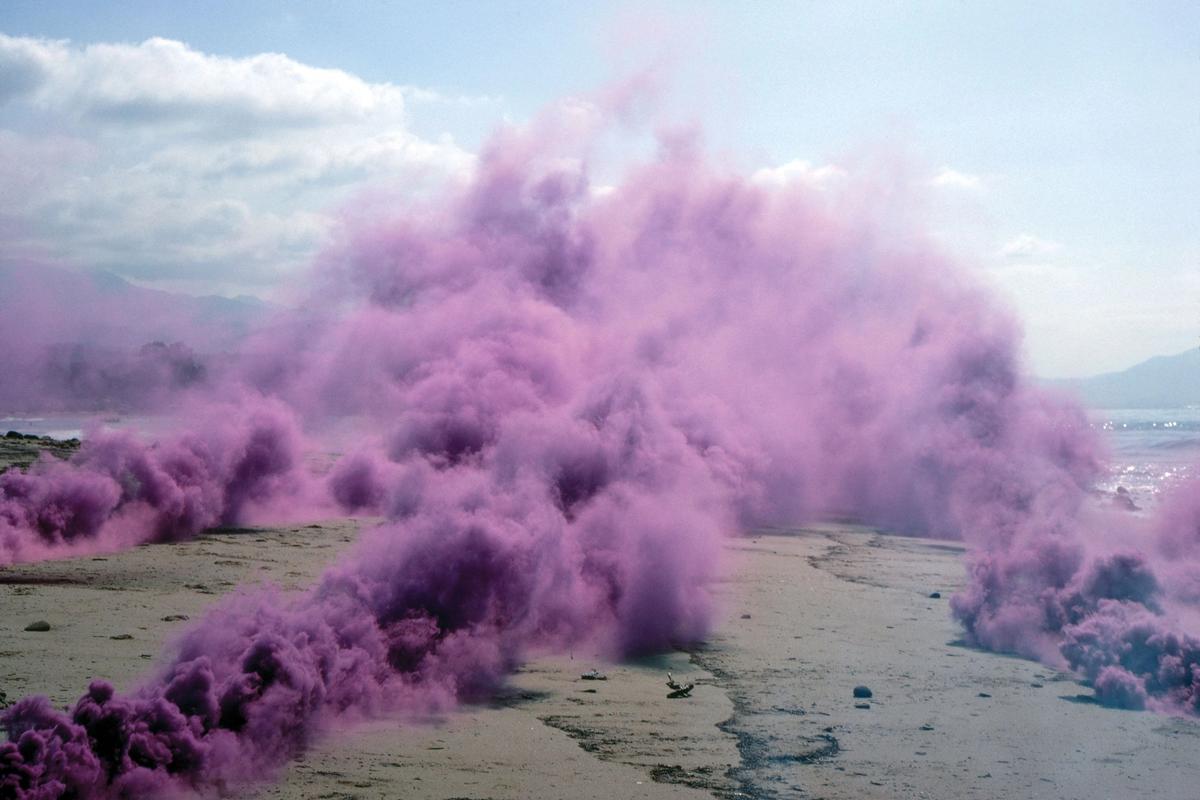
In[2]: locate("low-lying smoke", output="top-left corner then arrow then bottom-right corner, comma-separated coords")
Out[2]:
2,92 -> 1197,797
1,397 -> 307,565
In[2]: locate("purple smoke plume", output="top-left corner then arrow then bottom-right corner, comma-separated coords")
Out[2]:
1,396 -> 310,565
2,91 -> 1198,797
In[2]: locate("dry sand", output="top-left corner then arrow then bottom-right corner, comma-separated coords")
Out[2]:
2,522 -> 1197,799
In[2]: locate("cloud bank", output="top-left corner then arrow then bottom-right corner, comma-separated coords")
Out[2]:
0,33 -> 474,293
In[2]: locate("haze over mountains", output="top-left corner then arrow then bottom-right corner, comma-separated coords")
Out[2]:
1049,347 -> 1200,409
0,263 -> 275,411
1,263 -> 1195,409
0,263 -> 272,352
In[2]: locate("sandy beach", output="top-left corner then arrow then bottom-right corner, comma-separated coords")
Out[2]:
2,522 -> 1197,800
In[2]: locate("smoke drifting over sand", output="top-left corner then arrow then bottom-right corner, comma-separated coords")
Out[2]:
2,93 -> 1197,796
1,398 -> 307,565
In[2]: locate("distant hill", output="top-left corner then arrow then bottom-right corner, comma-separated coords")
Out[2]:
0,262 -> 279,411
0,262 -> 275,352
1049,348 -> 1200,408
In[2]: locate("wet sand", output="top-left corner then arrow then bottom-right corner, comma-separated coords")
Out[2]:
2,523 -> 1197,799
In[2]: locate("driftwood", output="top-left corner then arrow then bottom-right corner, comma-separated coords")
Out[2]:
666,672 -> 694,698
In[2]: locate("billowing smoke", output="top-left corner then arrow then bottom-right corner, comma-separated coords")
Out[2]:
1,396 -> 308,565
2,93 -> 1198,796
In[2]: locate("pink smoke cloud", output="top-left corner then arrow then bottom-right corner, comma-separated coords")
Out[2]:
2,90 -> 1198,798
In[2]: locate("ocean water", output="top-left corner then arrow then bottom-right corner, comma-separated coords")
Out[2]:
1091,407 -> 1200,507
0,413 -> 160,441
2,413 -> 97,440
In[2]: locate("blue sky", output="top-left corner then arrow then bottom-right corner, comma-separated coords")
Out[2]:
0,1 -> 1196,376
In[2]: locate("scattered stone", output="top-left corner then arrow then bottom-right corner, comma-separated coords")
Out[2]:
977,692 -> 992,698
161,614 -> 190,622
740,613 -> 752,619
24,620 -> 51,632
1031,682 -> 1044,688
928,591 -> 942,599
919,723 -> 935,731
1113,486 -> 1139,511
854,702 -> 871,709
580,688 -> 597,694
852,685 -> 873,699
110,634 -> 133,640
580,669 -> 607,681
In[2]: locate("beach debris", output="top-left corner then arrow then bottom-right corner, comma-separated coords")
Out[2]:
854,702 -> 871,710
919,723 -> 935,731
852,685 -> 873,699
580,668 -> 607,681
23,620 -> 50,632
110,634 -> 133,640
928,591 -> 942,599
740,613 -> 752,619
977,692 -> 992,698
161,614 -> 190,622
666,673 -> 695,698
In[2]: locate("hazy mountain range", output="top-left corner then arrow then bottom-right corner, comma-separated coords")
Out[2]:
1047,347 -> 1200,409
0,263 -> 274,352
2,263 -> 1195,408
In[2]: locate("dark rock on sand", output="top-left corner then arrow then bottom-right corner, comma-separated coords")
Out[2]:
1113,486 -> 1139,511
929,591 -> 942,599
24,620 -> 51,632
853,685 -> 873,699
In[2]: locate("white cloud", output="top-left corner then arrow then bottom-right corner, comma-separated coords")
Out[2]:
0,33 -> 413,129
0,34 -> 477,294
751,159 -> 847,188
999,233 -> 1063,261
930,167 -> 984,191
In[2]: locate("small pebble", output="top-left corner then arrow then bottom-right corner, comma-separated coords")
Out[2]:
929,591 -> 942,599
854,702 -> 871,709
977,692 -> 992,698
853,685 -> 873,699
24,620 -> 50,632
